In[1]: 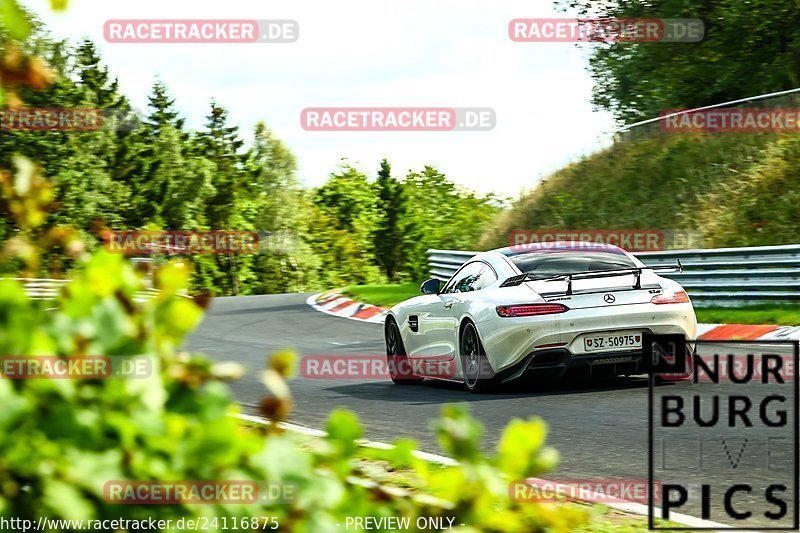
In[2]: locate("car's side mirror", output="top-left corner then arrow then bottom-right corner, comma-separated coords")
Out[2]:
420,278 -> 442,294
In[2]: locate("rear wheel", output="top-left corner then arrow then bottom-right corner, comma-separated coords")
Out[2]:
386,319 -> 423,385
460,322 -> 498,393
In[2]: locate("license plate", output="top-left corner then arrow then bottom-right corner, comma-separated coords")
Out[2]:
584,332 -> 642,352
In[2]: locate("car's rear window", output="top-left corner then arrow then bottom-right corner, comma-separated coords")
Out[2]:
505,250 -> 636,277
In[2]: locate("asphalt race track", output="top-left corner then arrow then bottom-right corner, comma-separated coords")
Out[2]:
186,293 -> 798,527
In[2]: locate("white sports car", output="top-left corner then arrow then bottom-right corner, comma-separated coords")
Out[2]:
384,242 -> 697,392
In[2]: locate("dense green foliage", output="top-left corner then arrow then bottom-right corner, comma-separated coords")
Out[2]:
562,0 -> 800,123
480,132 -> 800,250
0,15 -> 499,295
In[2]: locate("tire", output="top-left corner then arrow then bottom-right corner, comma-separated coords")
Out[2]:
385,319 -> 423,385
460,322 -> 498,393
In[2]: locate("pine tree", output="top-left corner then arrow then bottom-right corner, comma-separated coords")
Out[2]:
198,100 -> 246,294
154,125 -> 214,228
74,39 -> 122,108
373,159 -> 408,280
200,100 -> 244,229
146,79 -> 185,136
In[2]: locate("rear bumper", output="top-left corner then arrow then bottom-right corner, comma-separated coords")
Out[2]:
497,347 -> 647,383
480,301 -> 696,373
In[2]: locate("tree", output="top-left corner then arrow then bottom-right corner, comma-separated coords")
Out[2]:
145,78 -> 185,136
73,39 -> 122,108
53,130 -> 131,230
560,0 -> 800,124
401,166 -> 500,280
199,100 -> 244,229
195,101 -> 246,294
312,164 -> 383,285
373,159 -> 408,280
152,125 -> 215,229
0,6 -> 588,532
246,122 -> 302,231
245,122 -> 317,293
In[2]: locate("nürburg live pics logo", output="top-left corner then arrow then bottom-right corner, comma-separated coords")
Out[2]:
646,334 -> 798,530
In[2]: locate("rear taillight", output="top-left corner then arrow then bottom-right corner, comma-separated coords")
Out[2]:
496,303 -> 570,317
651,290 -> 690,305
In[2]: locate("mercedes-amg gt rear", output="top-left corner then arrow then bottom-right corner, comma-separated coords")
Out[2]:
386,242 -> 696,392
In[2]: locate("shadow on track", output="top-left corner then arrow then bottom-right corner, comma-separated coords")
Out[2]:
322,374 -> 661,405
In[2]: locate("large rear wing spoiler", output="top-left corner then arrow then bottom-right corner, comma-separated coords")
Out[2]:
499,260 -> 683,295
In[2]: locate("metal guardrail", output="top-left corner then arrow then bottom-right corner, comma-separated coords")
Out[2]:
12,278 -> 70,300
614,87 -> 800,142
427,245 -> 800,307
428,250 -> 478,282
615,87 -> 800,134
9,278 -> 168,303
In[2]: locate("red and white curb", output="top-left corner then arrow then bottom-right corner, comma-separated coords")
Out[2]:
697,323 -> 800,341
237,414 -> 730,530
307,291 -> 388,324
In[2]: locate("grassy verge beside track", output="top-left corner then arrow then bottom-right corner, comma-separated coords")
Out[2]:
241,420 -> 682,531
342,284 -> 800,325
342,283 -> 420,307
477,133 -> 800,250
692,304 -> 800,326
